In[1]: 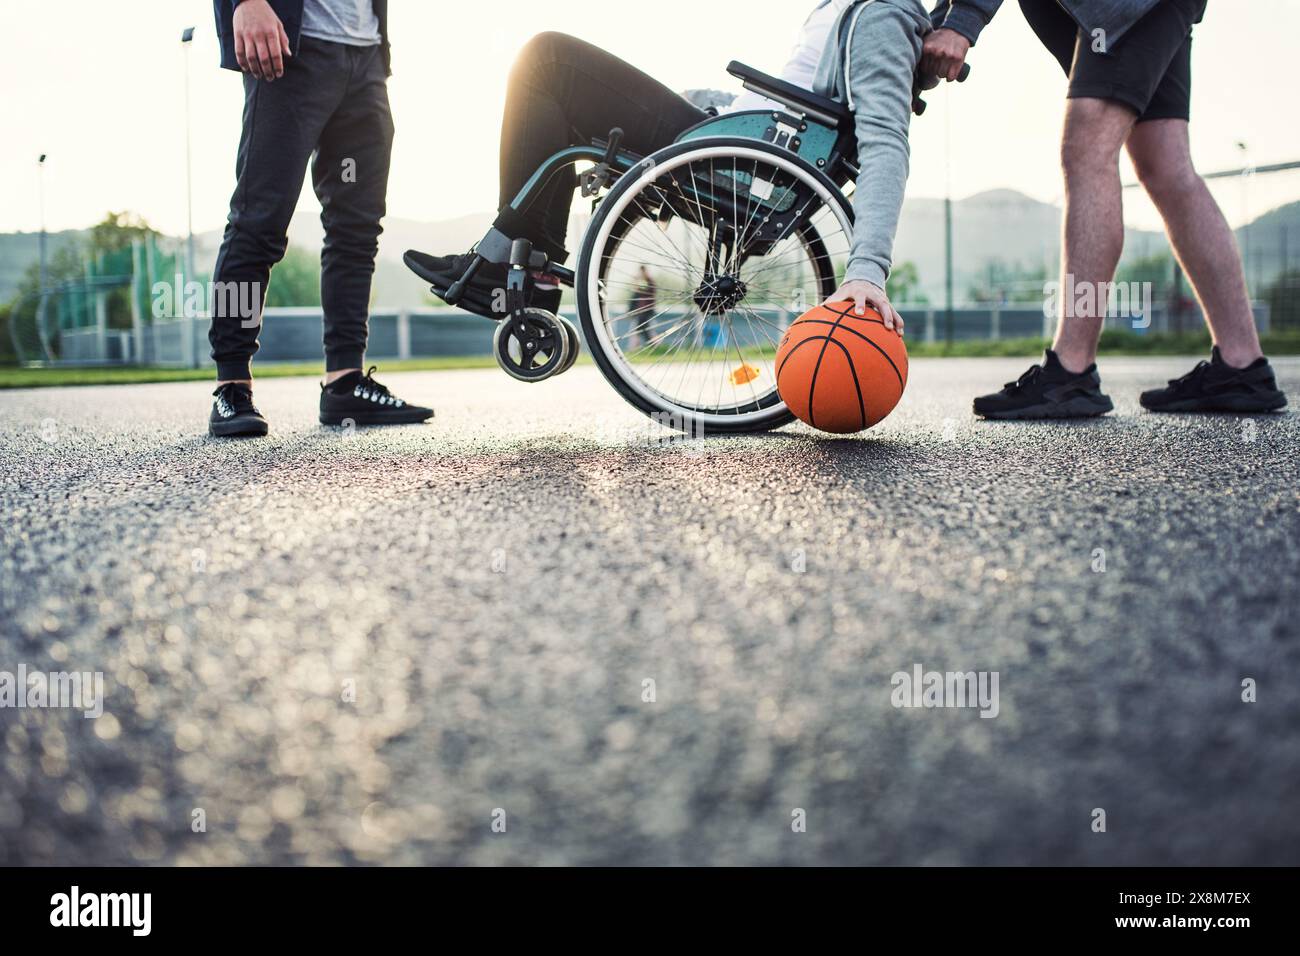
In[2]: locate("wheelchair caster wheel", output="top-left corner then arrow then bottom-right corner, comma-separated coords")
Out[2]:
494,308 -> 570,382
557,315 -> 580,374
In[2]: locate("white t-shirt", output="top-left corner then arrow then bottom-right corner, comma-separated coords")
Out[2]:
300,0 -> 382,47
727,0 -> 852,112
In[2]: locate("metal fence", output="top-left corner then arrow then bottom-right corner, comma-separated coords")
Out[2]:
15,306 -> 510,368
11,293 -> 1280,368
1120,160 -> 1300,332
24,300 -> 1272,369
6,161 -> 1296,368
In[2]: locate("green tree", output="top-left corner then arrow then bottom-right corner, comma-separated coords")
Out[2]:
11,212 -> 160,333
0,299 -> 15,364
1265,268 -> 1300,331
265,247 -> 322,308
1115,252 -> 1174,294
967,259 -> 1049,304
16,234 -> 85,298
89,211 -> 156,256
92,212 -> 158,330
887,261 -> 928,305
9,241 -> 87,347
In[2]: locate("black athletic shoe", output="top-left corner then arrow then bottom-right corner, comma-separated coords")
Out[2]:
404,249 -> 563,319
209,383 -> 269,437
973,349 -> 1114,420
1139,347 -> 1288,413
319,366 -> 434,426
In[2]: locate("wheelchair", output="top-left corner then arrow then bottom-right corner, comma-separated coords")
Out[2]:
407,62 -> 908,434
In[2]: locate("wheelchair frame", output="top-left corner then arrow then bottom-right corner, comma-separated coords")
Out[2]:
413,57 -> 964,428
425,59 -> 930,429
444,61 -> 861,309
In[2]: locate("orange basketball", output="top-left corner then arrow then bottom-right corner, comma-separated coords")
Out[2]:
775,302 -> 908,433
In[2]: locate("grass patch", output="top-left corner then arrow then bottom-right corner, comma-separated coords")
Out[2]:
908,330 -> 1300,358
0,356 -> 498,389
3,331 -> 1297,389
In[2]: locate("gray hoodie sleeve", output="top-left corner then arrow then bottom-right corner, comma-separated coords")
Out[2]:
930,0 -> 1003,45
841,1 -> 929,288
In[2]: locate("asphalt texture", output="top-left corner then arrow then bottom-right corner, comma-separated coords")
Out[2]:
1,357 -> 1297,866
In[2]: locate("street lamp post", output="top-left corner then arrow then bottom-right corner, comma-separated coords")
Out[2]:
182,27 -> 196,284
1237,141 -> 1252,300
38,154 -> 47,293
943,84 -> 954,348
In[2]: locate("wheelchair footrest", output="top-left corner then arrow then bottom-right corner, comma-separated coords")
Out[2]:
404,249 -> 564,322
403,250 -> 502,321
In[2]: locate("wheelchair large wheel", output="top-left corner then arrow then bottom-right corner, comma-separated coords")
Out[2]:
576,137 -> 854,434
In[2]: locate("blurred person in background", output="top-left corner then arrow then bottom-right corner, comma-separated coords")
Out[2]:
627,265 -> 658,350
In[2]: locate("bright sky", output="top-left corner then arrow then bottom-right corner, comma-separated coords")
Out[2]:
3,0 -> 1299,236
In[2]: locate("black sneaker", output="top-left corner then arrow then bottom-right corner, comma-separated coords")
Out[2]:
973,349 -> 1114,420
1139,347 -> 1288,413
319,366 -> 434,426
209,383 -> 269,437
404,249 -> 562,319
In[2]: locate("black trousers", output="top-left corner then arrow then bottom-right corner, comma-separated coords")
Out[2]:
209,37 -> 394,381
498,33 -> 706,263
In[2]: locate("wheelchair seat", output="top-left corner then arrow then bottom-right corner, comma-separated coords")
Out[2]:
726,61 -> 852,130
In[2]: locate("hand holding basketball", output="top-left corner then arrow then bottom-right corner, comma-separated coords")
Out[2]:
775,301 -> 909,434
825,279 -> 905,335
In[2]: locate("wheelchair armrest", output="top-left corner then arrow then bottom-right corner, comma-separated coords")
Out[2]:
726,61 -> 851,129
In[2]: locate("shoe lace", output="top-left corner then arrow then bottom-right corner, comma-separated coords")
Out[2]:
359,366 -> 389,396
355,367 -> 405,406
1167,360 -> 1210,388
1004,364 -> 1043,393
213,383 -> 257,414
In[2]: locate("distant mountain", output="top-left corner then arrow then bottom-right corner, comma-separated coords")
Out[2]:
893,189 -> 1169,304
1238,200 -> 1300,288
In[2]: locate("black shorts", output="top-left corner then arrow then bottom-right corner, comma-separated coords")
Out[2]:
1018,0 -> 1207,122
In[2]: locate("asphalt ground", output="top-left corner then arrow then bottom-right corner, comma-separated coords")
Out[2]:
1,356 -> 1297,865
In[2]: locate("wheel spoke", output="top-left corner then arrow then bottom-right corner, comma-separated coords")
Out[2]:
583,146 -> 852,419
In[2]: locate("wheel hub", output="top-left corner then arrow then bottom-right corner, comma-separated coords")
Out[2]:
694,273 -> 748,315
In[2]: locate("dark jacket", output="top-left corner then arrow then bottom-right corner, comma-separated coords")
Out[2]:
213,0 -> 390,75
931,0 -> 1202,50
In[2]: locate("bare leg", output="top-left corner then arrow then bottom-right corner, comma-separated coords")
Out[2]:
1051,98 -> 1138,374
1126,119 -> 1263,368
323,368 -> 360,386
223,369 -> 360,388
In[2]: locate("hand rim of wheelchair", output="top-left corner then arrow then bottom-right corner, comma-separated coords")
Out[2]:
576,137 -> 854,435
493,308 -> 571,383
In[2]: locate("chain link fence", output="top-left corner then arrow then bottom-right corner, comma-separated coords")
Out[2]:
5,165 -> 1298,369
